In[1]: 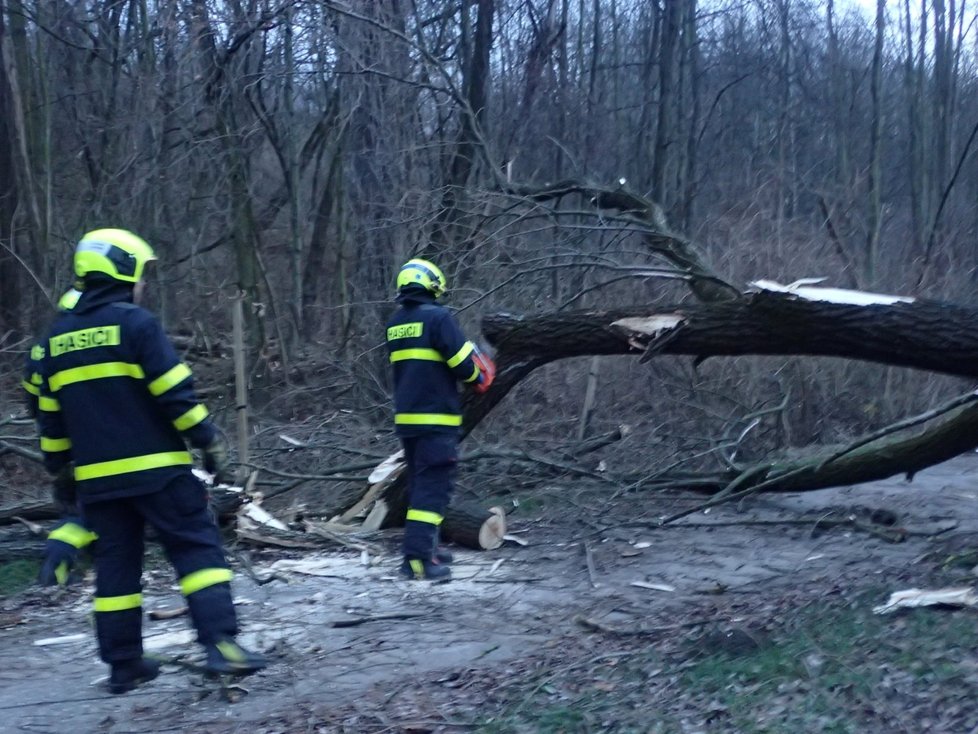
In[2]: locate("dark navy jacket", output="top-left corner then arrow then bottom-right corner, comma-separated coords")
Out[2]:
385,291 -> 482,436
38,283 -> 215,502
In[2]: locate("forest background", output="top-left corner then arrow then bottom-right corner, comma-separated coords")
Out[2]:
1,0 -> 977,482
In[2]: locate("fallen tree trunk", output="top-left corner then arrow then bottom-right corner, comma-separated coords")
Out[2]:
464,290 -> 978,432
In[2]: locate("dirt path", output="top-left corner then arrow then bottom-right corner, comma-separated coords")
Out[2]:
2,454 -> 978,733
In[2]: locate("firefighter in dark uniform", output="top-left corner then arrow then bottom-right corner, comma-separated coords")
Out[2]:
37,229 -> 267,693
23,291 -> 99,586
385,258 -> 495,581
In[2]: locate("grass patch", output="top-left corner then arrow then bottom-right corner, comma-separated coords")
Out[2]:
473,592 -> 978,733
0,559 -> 41,597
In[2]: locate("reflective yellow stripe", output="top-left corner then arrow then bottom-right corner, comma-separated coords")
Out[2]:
148,363 -> 192,396
390,348 -> 444,363
215,640 -> 247,662
406,509 -> 443,526
39,396 -> 60,412
75,451 -> 192,481
49,522 -> 98,549
180,568 -> 233,596
31,373 -> 43,385
49,362 -> 145,392
464,363 -> 480,383
173,404 -> 208,431
41,436 -> 72,452
54,561 -> 69,585
22,380 -> 40,396
94,593 -> 142,612
31,344 -> 45,360
447,341 -> 474,368
394,413 -> 462,427
408,559 -> 425,578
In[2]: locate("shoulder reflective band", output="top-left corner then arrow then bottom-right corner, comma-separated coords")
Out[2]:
447,341 -> 474,368
387,322 -> 424,341
173,404 -> 209,431
394,413 -> 463,427
39,396 -> 60,412
148,363 -> 192,396
74,451 -> 192,481
48,362 -> 145,392
406,509 -> 443,526
180,568 -> 233,596
41,436 -> 72,452
48,522 -> 98,549
49,325 -> 121,357
22,380 -> 40,396
94,593 -> 142,612
389,348 -> 443,363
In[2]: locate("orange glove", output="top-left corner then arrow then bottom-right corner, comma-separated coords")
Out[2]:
472,348 -> 496,394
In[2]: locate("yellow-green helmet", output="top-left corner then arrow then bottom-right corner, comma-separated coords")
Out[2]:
396,258 -> 446,297
74,229 -> 156,284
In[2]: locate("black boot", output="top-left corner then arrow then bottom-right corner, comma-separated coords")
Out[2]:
108,657 -> 161,694
433,547 -> 453,564
400,557 -> 452,582
432,529 -> 453,564
204,637 -> 268,675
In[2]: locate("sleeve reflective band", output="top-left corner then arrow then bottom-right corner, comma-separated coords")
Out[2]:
180,567 -> 233,596
49,362 -> 145,392
48,522 -> 98,549
22,380 -> 41,396
41,436 -> 72,452
173,404 -> 209,431
447,341 -> 475,368
39,396 -> 60,412
394,413 -> 463,427
148,363 -> 193,396
389,348 -> 444,363
464,363 -> 480,383
74,451 -> 192,481
94,593 -> 143,612
406,509 -> 444,526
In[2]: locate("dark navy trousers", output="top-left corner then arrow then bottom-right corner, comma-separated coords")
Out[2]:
401,433 -> 458,560
83,473 -> 237,663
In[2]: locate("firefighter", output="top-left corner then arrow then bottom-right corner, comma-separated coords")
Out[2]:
23,291 -> 99,586
385,258 -> 495,581
36,228 -> 266,693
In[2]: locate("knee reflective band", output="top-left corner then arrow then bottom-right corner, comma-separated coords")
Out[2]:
74,451 -> 192,481
48,523 -> 98,549
394,413 -> 462,427
180,568 -> 233,596
406,509 -> 443,526
54,561 -> 69,585
94,593 -> 143,612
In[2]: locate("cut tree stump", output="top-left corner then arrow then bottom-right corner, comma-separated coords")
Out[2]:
442,503 -> 507,550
